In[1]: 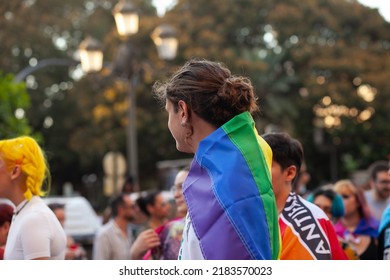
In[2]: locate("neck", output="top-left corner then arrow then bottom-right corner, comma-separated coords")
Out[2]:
114,217 -> 128,235
275,185 -> 292,215
8,190 -> 26,207
189,114 -> 217,153
149,217 -> 166,230
5,176 -> 28,207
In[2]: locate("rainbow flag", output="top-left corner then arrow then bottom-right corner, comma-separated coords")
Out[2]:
183,111 -> 280,260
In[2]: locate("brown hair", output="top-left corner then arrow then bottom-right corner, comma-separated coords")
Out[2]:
153,58 -> 259,127
368,160 -> 388,181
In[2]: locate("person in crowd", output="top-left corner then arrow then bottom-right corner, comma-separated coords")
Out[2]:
93,193 -> 160,259
307,185 -> 345,222
0,136 -> 66,260
153,58 -> 280,260
136,190 -> 171,231
128,197 -> 149,239
171,167 -> 190,219
48,203 -> 87,260
0,203 -> 14,260
262,132 -> 347,260
307,185 -> 358,259
144,166 -> 190,260
93,193 -> 136,259
365,161 -> 390,221
333,179 -> 379,259
378,203 -> 390,259
102,175 -> 137,225
93,193 -> 134,260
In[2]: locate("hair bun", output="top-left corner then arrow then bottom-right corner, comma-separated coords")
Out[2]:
217,76 -> 257,113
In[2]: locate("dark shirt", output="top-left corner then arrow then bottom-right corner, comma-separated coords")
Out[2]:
359,237 -> 378,260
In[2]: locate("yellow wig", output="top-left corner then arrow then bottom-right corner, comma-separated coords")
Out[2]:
0,136 -> 50,200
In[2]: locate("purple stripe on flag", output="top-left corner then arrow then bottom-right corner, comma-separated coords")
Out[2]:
184,159 -> 252,260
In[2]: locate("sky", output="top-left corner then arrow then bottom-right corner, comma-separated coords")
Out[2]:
152,0 -> 177,17
153,0 -> 390,22
357,0 -> 390,22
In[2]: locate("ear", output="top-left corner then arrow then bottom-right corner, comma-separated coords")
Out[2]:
177,100 -> 190,124
285,165 -> 297,182
10,165 -> 23,180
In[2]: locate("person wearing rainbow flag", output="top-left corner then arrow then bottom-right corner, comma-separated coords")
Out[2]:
153,58 -> 280,260
262,132 -> 347,260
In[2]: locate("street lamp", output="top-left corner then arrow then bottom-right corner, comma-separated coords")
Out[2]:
112,0 -> 139,37
79,0 -> 179,184
151,24 -> 179,60
78,36 -> 103,73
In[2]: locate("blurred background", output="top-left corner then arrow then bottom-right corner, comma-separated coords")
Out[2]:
1,0 -> 389,213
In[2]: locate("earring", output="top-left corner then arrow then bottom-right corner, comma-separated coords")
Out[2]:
181,122 -> 185,127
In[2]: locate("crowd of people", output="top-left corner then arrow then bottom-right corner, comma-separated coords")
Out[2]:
0,58 -> 389,260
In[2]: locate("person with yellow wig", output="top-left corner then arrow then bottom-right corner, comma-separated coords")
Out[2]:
0,136 -> 66,259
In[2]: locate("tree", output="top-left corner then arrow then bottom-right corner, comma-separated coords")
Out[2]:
0,72 -> 32,138
0,0 -> 172,196
166,0 -> 390,186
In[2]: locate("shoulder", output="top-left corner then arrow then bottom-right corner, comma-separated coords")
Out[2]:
21,200 -> 57,227
27,196 -> 55,217
281,193 -> 329,227
97,221 -> 115,235
287,192 -> 329,219
96,220 -> 117,238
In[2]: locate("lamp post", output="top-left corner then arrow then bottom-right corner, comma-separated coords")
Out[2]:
78,36 -> 104,73
79,0 -> 178,184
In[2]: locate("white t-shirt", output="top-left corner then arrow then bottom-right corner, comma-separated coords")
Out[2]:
4,196 -> 67,260
178,213 -> 204,260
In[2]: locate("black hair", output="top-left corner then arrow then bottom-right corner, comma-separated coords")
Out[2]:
311,188 -> 337,202
262,132 -> 304,183
135,190 -> 161,217
110,193 -> 126,218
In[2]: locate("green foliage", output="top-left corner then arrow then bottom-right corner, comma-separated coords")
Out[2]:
0,72 -> 32,138
167,0 -> 390,185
